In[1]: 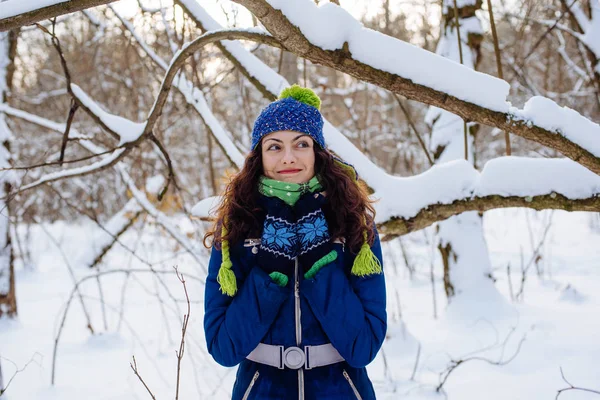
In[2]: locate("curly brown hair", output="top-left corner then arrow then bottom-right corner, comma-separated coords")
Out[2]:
203,144 -> 377,255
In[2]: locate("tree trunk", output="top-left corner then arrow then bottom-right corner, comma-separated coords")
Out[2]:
427,0 -> 506,310
0,27 -> 17,318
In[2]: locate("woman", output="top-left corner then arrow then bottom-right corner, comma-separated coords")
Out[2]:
203,85 -> 386,400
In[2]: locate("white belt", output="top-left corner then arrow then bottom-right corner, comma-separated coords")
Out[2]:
246,343 -> 344,370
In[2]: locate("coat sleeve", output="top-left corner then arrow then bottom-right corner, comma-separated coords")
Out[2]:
300,227 -> 386,368
203,244 -> 290,367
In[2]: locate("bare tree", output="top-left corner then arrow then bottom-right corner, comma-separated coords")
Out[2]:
0,25 -> 17,318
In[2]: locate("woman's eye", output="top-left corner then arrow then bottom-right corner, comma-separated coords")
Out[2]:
268,144 -> 280,151
297,141 -> 309,148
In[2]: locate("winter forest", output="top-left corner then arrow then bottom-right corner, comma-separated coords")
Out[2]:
0,0 -> 600,398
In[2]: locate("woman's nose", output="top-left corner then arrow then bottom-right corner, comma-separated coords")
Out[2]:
281,148 -> 297,164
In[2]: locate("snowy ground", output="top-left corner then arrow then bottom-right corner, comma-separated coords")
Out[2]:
1,209 -> 599,399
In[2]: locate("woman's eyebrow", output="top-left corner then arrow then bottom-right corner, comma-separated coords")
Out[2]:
264,134 -> 307,144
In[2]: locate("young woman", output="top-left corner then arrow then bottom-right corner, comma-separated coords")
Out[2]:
203,85 -> 386,400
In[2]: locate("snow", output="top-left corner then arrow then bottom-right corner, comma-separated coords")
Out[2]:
458,16 -> 483,35
191,195 -> 221,219
583,5 -> 600,62
2,210 -> 600,399
476,157 -> 600,199
265,0 -> 511,113
70,84 -> 146,146
512,96 -> 600,159
0,0 -> 69,20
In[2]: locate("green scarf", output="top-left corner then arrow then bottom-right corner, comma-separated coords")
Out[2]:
259,175 -> 322,206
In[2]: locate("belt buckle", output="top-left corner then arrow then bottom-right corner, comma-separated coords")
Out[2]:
282,346 -> 306,369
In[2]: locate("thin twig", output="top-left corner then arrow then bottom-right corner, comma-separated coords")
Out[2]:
174,266 -> 191,400
436,327 -> 528,392
515,212 -> 554,301
410,342 -> 421,381
148,133 -> 178,202
130,356 -> 157,400
0,147 -> 118,171
0,353 -> 42,396
556,367 -> 600,399
59,99 -> 79,165
393,94 -> 433,166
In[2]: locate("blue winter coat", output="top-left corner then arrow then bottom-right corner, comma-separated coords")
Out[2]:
203,195 -> 387,399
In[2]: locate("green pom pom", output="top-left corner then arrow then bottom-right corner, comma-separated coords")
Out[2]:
279,84 -> 321,110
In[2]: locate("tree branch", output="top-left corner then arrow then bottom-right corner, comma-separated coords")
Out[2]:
379,193 -> 600,240
0,0 -> 117,32
556,367 -> 600,399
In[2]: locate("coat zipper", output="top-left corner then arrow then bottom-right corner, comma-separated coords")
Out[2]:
242,370 -> 260,400
343,370 -> 363,400
294,256 -> 304,400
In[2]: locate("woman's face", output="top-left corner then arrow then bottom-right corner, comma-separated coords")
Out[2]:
261,130 -> 316,183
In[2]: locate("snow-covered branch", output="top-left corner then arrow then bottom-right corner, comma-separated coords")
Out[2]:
15,147 -> 130,194
0,102 -> 134,197
380,193 -> 600,238
0,0 -> 117,32
231,0 -> 600,176
193,157 -> 600,237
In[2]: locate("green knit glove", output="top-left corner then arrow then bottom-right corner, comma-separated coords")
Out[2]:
304,250 -> 338,279
269,271 -> 289,287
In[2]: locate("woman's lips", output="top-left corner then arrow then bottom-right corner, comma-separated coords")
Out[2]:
279,169 -> 301,174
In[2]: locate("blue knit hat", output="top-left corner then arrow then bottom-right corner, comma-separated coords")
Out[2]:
252,85 -> 359,181
252,85 -> 325,150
